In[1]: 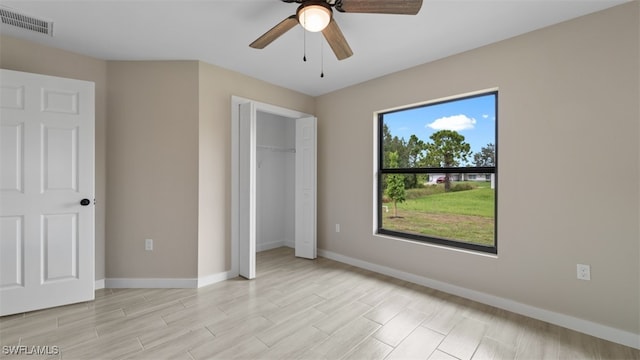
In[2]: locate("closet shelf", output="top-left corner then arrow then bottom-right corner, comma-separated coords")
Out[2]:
257,145 -> 296,153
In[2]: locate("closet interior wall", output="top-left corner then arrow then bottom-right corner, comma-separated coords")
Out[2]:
256,111 -> 296,252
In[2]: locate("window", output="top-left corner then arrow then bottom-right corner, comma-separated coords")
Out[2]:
377,91 -> 497,253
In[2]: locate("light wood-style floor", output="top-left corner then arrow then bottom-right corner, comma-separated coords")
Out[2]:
1,247 -> 638,360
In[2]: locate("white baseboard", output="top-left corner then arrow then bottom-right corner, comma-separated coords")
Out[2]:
104,270 -> 236,289
105,277 -> 198,289
257,240 -> 285,252
257,240 -> 295,252
94,279 -> 105,290
318,249 -> 640,350
197,271 -> 236,288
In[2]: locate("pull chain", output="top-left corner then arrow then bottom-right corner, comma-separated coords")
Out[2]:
302,12 -> 307,61
320,39 -> 324,78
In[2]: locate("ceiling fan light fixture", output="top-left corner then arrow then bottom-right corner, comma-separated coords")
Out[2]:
297,3 -> 331,32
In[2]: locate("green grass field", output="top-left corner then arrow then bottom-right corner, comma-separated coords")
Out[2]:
382,182 -> 495,246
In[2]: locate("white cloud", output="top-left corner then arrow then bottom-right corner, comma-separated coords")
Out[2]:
482,114 -> 489,119
427,114 -> 476,131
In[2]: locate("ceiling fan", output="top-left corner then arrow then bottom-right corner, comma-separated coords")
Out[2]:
249,0 -> 423,61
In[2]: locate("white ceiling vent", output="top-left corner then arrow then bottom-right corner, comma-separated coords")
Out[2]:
0,6 -> 53,36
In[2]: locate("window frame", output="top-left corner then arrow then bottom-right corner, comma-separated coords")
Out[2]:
376,91 -> 498,254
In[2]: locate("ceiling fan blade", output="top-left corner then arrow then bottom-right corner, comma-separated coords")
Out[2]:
322,18 -> 353,60
336,0 -> 422,15
249,15 -> 298,49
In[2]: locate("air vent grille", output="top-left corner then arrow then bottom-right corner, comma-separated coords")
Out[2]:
0,7 -> 53,36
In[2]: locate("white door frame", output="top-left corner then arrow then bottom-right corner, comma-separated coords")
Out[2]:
230,96 -> 315,278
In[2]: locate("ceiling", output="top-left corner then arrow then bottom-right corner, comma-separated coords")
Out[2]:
0,0 -> 628,96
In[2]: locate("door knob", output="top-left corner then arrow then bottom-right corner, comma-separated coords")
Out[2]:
80,199 -> 91,206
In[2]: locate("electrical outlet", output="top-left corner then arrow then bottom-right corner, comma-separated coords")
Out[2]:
577,264 -> 590,280
145,238 -> 153,251
335,224 -> 340,233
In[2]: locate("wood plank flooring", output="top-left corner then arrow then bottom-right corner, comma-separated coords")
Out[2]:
1,247 -> 638,359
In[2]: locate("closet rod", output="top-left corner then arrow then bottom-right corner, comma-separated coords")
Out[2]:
257,145 -> 296,153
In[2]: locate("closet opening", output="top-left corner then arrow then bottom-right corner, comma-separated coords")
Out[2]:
231,96 -> 317,280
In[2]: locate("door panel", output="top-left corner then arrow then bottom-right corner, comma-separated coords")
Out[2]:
295,117 -> 317,259
0,216 -> 23,288
41,88 -> 79,114
0,69 -> 95,315
0,85 -> 24,109
0,122 -> 23,193
42,213 -> 78,282
42,125 -> 79,192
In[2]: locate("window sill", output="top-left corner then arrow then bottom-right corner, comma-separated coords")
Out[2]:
373,231 -> 499,259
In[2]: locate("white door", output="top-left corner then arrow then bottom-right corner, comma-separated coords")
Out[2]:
238,102 -> 256,279
295,117 -> 316,259
0,69 -> 95,316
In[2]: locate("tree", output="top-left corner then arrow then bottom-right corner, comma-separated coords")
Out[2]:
383,134 -> 409,168
473,143 -> 495,167
384,151 -> 405,218
383,125 -> 427,189
426,130 -> 472,192
405,134 -> 427,188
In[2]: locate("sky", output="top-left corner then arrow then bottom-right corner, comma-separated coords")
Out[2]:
383,92 -> 496,161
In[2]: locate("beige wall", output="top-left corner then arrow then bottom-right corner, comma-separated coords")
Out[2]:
106,61 -> 200,278
0,35 -> 108,281
316,1 -> 639,335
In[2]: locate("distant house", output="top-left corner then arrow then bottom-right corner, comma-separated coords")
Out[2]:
427,173 -> 495,189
